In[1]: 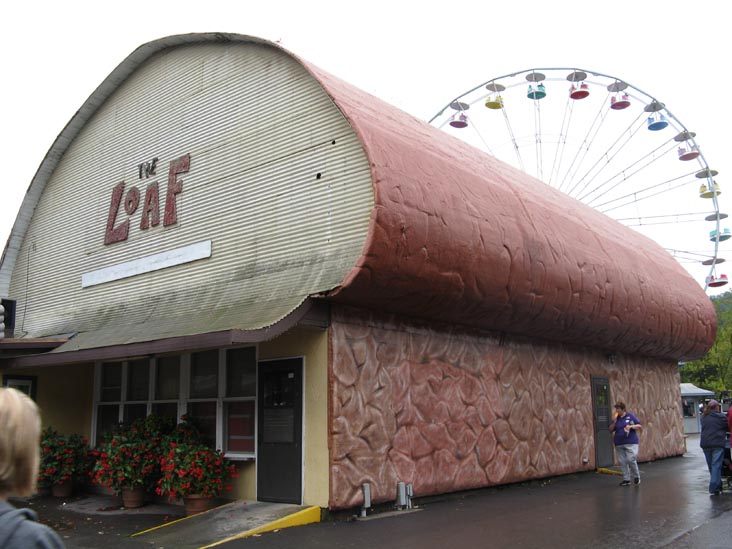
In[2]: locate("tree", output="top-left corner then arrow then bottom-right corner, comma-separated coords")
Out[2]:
680,291 -> 732,393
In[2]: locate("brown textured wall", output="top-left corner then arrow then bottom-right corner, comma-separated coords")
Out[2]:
328,305 -> 684,510
306,63 -> 716,361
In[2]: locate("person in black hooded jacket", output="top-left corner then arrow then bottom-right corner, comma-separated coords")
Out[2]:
0,387 -> 64,548
700,399 -> 729,496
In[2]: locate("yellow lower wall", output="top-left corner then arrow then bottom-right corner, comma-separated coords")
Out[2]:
259,325 -> 329,508
1,363 -> 94,437
2,323 -> 329,508
234,461 -> 257,500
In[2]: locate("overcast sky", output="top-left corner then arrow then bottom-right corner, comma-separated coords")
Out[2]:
1,0 -> 729,292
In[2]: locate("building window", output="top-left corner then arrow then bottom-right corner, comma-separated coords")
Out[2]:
127,359 -> 150,401
2,375 -> 37,400
153,355 -> 180,421
224,347 -> 256,453
682,399 -> 697,418
100,362 -> 122,402
190,350 -> 219,398
96,404 -> 120,439
93,347 -> 257,459
187,350 -> 219,445
95,361 -> 123,441
156,356 -> 180,400
226,401 -> 256,452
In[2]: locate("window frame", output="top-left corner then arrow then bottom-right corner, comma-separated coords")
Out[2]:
2,375 -> 37,400
222,347 -> 257,456
91,346 -> 258,460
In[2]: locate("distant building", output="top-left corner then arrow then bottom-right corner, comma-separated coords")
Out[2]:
0,34 -> 717,510
680,383 -> 716,434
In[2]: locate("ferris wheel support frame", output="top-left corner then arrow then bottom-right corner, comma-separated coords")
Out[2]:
429,67 -> 723,292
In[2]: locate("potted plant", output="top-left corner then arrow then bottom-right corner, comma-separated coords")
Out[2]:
92,415 -> 175,508
38,427 -> 91,498
156,441 -> 238,515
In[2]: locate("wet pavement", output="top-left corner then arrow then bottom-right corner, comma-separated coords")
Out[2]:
9,492 -> 184,548
225,434 -> 732,549
9,434 -> 732,548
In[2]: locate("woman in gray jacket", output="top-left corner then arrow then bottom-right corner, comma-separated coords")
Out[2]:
0,387 -> 64,548
700,399 -> 729,496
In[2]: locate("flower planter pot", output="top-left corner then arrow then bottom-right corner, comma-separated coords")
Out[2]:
51,479 -> 73,498
121,485 -> 146,508
183,494 -> 213,516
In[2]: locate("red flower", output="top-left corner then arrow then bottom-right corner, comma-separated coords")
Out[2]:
156,441 -> 236,499
38,427 -> 90,489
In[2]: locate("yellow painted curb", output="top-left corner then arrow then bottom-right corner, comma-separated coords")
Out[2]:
131,501 -> 239,537
596,467 -> 622,476
131,512 -> 197,537
198,506 -> 321,549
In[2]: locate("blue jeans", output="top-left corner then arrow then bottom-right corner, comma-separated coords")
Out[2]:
703,447 -> 725,494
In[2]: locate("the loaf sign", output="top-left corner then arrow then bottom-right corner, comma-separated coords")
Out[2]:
104,154 -> 190,245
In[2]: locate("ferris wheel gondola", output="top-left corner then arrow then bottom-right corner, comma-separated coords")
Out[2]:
429,68 -> 727,292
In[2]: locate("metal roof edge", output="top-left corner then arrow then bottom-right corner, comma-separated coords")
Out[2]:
0,297 -> 320,369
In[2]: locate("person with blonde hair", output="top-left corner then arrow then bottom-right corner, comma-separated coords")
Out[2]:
0,387 -> 64,548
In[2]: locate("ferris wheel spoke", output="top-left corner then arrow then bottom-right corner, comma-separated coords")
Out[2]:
667,248 -> 720,264
556,94 -> 609,194
568,113 -> 648,199
465,117 -> 496,156
500,104 -> 526,172
595,172 -> 698,213
548,93 -> 578,188
616,211 -> 716,226
582,142 -> 678,206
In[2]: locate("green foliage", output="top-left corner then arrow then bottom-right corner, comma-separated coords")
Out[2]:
164,415 -> 204,445
38,427 -> 91,487
154,415 -> 238,498
712,290 -> 732,316
91,415 -> 176,493
680,291 -> 732,393
156,442 -> 237,499
90,414 -> 238,498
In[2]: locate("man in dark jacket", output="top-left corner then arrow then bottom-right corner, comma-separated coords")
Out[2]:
700,399 -> 729,496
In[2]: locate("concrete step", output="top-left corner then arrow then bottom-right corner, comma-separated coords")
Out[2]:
132,499 -> 320,549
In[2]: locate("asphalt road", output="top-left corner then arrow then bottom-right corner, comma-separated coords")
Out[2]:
223,434 -> 732,549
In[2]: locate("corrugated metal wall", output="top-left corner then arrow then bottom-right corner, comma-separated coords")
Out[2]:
9,43 -> 373,340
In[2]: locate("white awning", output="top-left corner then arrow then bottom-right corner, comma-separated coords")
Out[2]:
680,383 -> 715,397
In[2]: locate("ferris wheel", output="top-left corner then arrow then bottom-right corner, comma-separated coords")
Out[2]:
429,68 -> 727,293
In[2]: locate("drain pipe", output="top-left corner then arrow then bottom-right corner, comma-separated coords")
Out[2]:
396,481 -> 407,509
360,483 -> 371,518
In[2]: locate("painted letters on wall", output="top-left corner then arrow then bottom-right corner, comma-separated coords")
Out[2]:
104,154 -> 190,245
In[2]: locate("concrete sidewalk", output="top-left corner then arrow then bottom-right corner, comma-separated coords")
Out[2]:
13,494 -> 316,548
132,500 -> 319,548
